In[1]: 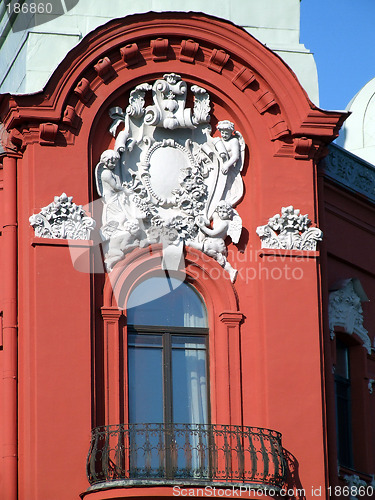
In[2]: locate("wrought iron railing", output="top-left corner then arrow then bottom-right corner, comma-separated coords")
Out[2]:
87,423 -> 286,489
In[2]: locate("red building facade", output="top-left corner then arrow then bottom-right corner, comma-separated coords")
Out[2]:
0,12 -> 374,500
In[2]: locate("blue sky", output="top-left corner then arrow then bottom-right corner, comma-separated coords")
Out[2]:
300,0 -> 375,111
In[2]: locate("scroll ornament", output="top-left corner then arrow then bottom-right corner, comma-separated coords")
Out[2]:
95,73 -> 245,281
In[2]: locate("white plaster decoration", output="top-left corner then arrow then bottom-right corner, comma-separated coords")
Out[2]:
256,205 -> 323,251
368,379 -> 375,395
343,474 -> 368,500
328,279 -> 371,354
321,144 -> 375,203
29,193 -> 96,239
95,74 -> 244,280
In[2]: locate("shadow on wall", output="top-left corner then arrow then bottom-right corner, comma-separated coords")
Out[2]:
284,449 -> 306,500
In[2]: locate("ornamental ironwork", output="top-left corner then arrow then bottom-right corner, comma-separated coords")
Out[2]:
86,423 -> 286,490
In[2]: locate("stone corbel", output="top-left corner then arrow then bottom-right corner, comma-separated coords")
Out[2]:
268,118 -> 290,141
8,129 -> 24,149
62,105 -> 80,129
151,38 -> 169,61
179,39 -> 199,63
39,123 -> 59,145
254,91 -> 277,114
208,48 -> 230,73
94,56 -> 116,82
120,43 -> 141,67
74,78 -> 94,103
232,67 -> 256,91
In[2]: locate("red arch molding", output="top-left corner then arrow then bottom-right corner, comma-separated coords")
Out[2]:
0,11 -> 346,151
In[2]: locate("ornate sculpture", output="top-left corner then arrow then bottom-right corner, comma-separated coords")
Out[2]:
328,279 -> 372,354
29,193 -> 95,240
256,205 -> 323,251
189,201 -> 242,282
95,73 -> 245,280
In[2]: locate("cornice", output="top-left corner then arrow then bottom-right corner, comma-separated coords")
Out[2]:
0,12 -> 346,150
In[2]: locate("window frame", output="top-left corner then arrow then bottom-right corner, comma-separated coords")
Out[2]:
128,317 -> 210,427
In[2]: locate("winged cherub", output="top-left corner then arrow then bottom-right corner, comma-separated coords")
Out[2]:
192,200 -> 242,282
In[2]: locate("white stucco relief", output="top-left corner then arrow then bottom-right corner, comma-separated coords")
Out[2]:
95,73 -> 244,280
29,193 -> 96,240
256,205 -> 323,251
328,278 -> 372,354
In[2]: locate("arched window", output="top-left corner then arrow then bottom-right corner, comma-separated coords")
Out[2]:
126,275 -> 209,478
127,275 -> 209,427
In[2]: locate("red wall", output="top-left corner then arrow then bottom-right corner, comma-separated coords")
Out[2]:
0,12 -> 347,500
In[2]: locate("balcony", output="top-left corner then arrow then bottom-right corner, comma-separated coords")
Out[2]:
87,423 -> 286,491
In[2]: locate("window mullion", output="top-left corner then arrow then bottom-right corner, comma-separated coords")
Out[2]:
163,332 -> 173,425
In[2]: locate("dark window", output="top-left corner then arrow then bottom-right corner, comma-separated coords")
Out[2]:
335,339 -> 353,468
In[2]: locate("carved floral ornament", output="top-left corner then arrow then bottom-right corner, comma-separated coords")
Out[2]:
94,73 -> 244,281
256,205 -> 323,251
328,278 -> 373,354
29,193 -> 96,240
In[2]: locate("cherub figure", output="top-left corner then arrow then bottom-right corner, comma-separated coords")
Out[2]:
215,120 -> 241,175
202,120 -> 245,215
95,149 -> 132,226
105,218 -> 148,271
190,200 -> 242,282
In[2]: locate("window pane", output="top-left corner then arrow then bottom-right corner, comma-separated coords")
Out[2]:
128,333 -> 162,348
336,340 -> 350,379
127,276 -> 207,327
171,336 -> 206,349
128,343 -> 163,423
172,340 -> 208,425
